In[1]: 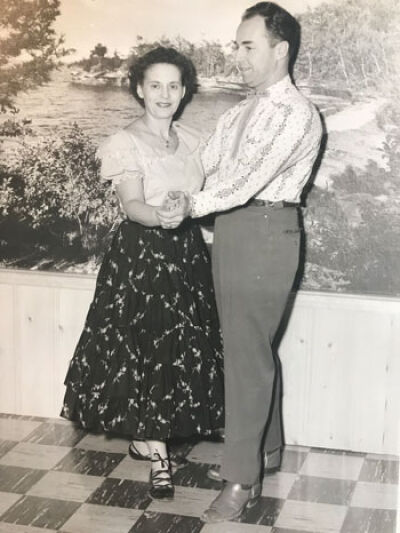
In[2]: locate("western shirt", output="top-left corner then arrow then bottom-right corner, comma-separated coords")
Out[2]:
190,75 -> 322,218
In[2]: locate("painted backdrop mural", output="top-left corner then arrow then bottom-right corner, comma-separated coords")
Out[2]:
0,0 -> 399,296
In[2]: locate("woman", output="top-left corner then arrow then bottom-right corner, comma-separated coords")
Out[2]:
61,47 -> 224,500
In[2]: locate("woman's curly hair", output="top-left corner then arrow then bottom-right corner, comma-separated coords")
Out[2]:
128,46 -> 198,119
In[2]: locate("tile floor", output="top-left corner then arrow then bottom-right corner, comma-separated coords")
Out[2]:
0,414 -> 398,533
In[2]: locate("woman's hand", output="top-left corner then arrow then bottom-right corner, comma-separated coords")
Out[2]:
156,191 -> 190,229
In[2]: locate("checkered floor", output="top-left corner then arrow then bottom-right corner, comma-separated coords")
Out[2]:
0,414 -> 398,533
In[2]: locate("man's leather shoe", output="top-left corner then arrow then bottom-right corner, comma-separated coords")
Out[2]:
201,481 -> 262,523
207,465 -> 223,482
264,447 -> 282,474
207,448 -> 281,482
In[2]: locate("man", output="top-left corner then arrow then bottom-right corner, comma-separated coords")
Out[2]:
160,1 -> 322,523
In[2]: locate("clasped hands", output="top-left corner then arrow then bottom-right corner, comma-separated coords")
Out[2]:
156,191 -> 190,229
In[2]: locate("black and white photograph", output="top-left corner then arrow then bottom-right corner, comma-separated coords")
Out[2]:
0,0 -> 398,532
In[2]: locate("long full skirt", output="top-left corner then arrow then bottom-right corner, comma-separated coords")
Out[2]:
61,219 -> 224,440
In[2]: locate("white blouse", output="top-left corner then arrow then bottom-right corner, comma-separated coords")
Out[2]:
97,122 -> 204,207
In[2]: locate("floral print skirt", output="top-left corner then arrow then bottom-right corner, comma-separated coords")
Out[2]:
61,219 -> 224,440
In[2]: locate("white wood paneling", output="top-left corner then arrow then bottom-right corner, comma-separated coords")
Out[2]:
383,313 -> 400,453
0,269 -> 399,455
16,284 -> 56,416
55,288 -> 94,414
278,297 -> 315,443
0,284 -> 16,413
280,293 -> 399,453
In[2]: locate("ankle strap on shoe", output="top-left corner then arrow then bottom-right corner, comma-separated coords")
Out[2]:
151,452 -> 170,470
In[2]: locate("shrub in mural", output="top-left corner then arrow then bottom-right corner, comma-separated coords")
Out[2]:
1,125 -> 119,271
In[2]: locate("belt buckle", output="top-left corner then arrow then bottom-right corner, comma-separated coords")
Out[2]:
250,199 -> 266,207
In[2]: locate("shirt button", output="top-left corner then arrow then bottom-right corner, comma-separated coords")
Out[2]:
264,215 -> 268,219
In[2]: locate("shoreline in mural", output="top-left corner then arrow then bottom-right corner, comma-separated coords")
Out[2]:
1,0 -> 399,297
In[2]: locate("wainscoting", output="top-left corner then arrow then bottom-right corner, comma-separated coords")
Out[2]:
0,269 -> 399,455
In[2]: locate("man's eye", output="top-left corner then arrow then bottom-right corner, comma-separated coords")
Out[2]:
150,83 -> 159,89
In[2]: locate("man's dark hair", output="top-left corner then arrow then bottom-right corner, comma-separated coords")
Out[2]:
128,47 -> 197,119
242,2 -> 300,68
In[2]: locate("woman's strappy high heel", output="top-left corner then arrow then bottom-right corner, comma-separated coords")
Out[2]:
128,440 -> 188,471
128,441 -> 150,461
149,452 -> 174,500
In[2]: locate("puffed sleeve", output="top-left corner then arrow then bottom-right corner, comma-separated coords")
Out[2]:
96,130 -> 145,186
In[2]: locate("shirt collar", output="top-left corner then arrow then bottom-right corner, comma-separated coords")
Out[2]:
246,75 -> 292,100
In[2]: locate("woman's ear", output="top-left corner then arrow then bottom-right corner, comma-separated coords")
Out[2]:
181,86 -> 186,99
137,84 -> 144,99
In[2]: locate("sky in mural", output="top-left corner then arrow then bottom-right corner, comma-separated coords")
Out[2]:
55,0 -> 333,60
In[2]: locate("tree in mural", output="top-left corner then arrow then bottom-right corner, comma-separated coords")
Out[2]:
0,0 -> 68,253
296,0 -> 400,88
0,0 -> 67,113
76,43 -> 123,73
90,43 -> 108,59
126,35 -> 226,79
191,41 -> 226,78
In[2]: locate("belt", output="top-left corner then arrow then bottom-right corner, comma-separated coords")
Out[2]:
247,199 -> 299,208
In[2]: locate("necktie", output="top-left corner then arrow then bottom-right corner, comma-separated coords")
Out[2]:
229,94 -> 260,160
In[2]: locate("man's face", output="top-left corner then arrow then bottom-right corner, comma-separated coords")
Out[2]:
234,15 -> 280,90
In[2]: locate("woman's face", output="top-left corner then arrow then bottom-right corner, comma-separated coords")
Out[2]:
137,63 -> 185,120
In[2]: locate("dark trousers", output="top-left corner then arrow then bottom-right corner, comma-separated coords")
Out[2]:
212,204 -> 300,484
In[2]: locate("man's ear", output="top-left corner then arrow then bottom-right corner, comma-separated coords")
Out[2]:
276,40 -> 289,60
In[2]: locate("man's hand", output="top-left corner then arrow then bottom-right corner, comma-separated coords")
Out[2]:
156,191 -> 190,229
